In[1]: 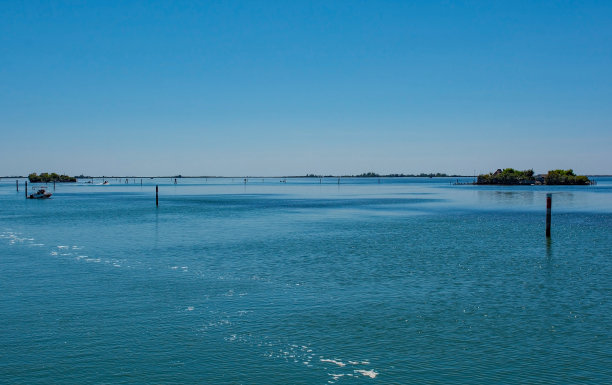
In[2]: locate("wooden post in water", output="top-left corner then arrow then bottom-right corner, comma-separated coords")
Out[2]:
25,181 -> 27,198
156,185 -> 159,206
53,180 -> 56,191
16,180 -> 18,191
546,193 -> 552,238
141,178 -> 142,186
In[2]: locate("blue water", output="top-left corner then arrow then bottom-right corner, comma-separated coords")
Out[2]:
1,177 -> 611,384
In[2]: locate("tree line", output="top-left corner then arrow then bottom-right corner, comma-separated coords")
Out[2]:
477,168 -> 591,185
28,173 -> 77,183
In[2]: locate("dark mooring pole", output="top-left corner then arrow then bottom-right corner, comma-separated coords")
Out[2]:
156,185 -> 159,207
546,193 -> 552,238
16,180 -> 18,191
25,181 -> 28,198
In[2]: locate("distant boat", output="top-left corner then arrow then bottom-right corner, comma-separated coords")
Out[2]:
28,188 -> 52,199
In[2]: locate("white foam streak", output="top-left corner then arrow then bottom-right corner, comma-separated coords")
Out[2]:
355,369 -> 378,378
320,358 -> 346,367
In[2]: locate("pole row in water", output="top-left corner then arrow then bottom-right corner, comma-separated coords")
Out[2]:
13,179 -> 558,238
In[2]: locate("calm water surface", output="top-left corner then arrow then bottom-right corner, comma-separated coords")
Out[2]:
1,177 -> 610,384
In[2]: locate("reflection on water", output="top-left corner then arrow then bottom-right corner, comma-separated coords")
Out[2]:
473,187 -> 601,213
477,189 -> 580,206
477,190 -> 537,206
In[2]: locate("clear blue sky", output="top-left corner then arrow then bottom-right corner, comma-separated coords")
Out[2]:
1,0 -> 611,176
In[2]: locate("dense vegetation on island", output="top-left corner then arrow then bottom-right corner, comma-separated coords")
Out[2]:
544,169 -> 591,185
477,168 -> 591,185
28,172 -> 77,183
477,168 -> 535,185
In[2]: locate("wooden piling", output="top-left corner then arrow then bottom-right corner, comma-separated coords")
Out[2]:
16,180 -> 18,191
25,181 -> 27,198
546,193 -> 552,238
156,185 -> 159,206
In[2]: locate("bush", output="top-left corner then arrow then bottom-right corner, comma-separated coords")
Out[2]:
477,168 -> 535,185
545,170 -> 590,185
28,172 -> 77,183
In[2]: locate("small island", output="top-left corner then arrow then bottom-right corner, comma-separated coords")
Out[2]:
28,172 -> 77,183
477,168 -> 592,185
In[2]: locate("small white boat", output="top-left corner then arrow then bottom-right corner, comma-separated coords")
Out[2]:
28,188 -> 52,199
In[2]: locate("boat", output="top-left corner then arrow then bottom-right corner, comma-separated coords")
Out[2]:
28,188 -> 52,199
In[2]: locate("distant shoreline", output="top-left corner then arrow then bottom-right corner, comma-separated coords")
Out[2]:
2,175 -> 610,179
4,175 -> 473,179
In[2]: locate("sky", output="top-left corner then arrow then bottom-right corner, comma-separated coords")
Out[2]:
1,0 -> 611,176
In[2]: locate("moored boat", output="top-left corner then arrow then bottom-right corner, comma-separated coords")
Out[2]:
28,188 -> 52,199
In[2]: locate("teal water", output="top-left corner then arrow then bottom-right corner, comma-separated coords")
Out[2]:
1,177 -> 610,384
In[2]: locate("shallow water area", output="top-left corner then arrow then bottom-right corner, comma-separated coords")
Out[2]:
1,177 -> 611,384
